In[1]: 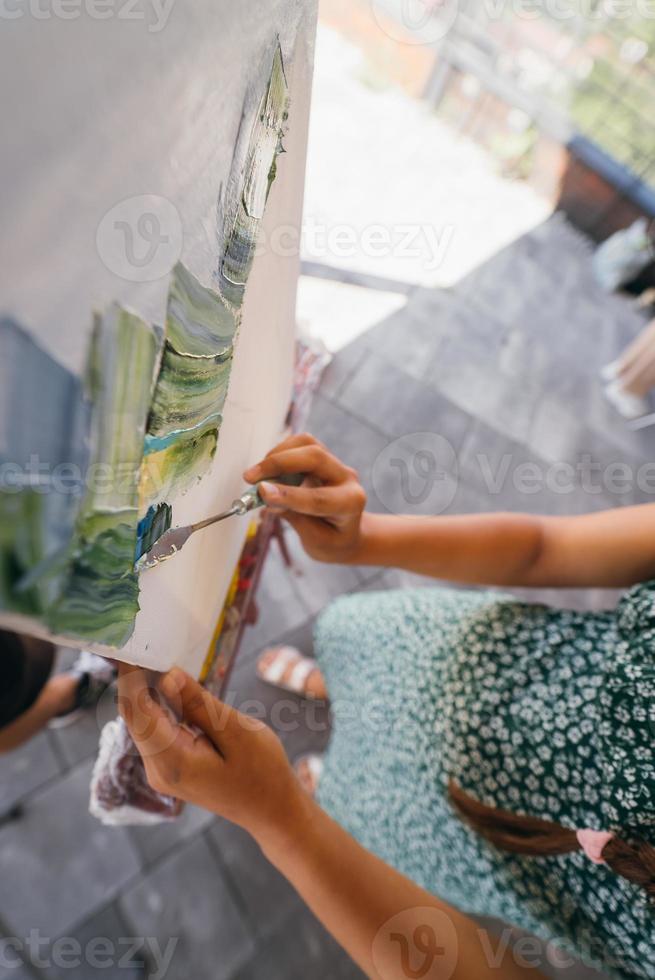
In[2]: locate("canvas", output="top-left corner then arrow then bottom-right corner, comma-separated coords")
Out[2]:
0,0 -> 318,675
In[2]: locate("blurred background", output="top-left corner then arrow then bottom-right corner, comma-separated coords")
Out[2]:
2,2 -> 655,978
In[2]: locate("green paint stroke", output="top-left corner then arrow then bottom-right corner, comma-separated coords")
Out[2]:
166,260 -> 236,357
48,305 -> 159,647
141,418 -> 219,506
142,262 -> 237,504
48,513 -> 141,646
221,43 -> 289,304
0,490 -> 49,617
2,46 -> 291,649
84,305 -> 161,515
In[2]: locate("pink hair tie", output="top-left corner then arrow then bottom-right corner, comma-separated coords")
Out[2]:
576,829 -> 614,864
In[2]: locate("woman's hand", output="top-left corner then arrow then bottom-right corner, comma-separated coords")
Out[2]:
118,666 -> 548,980
243,433 -> 367,564
117,664 -> 308,849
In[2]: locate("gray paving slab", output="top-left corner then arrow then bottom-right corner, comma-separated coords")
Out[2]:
477,918 -> 608,980
128,804 -> 216,869
0,761 -> 141,938
317,344 -> 369,402
48,683 -> 118,770
365,433 -> 461,519
119,836 -> 253,980
208,820 -> 301,940
529,392 -> 613,468
41,905 -> 144,980
409,285 -> 507,346
230,902 -> 364,980
0,734 -> 61,814
455,242 -> 554,328
447,478 -> 495,516
338,350 -> 474,449
456,417 -> 606,517
48,714 -> 104,770
306,395 -> 391,510
497,327 -> 553,390
0,960 -> 34,980
282,531 -> 362,618
350,290 -> 474,384
426,338 -> 539,444
0,934 -> 35,980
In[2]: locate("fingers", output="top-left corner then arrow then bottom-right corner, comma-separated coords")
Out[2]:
281,511 -> 335,542
244,433 -> 349,484
243,435 -> 312,481
257,432 -> 320,460
117,663 -> 179,760
158,668 -> 224,753
259,480 -> 365,518
245,445 -> 347,486
158,668 -> 264,757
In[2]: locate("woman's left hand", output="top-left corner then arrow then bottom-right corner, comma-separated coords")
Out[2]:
117,664 -> 307,847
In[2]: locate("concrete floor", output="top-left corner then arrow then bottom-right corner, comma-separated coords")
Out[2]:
1,213 -> 653,979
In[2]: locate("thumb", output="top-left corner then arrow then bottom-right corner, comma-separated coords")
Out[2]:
158,668 -> 258,755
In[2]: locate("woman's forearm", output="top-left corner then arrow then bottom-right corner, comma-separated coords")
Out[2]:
352,503 -> 655,590
352,511 -> 544,587
260,794 -> 546,980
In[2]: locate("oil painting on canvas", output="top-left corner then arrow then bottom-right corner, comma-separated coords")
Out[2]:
0,2 -> 317,677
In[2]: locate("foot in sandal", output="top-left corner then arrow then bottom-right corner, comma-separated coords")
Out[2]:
257,646 -> 328,700
294,753 -> 324,798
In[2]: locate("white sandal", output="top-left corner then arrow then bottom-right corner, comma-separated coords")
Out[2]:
294,753 -> 324,797
257,646 -> 321,699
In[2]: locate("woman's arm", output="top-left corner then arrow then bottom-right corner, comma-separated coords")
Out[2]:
355,505 -> 655,589
245,434 -> 655,589
118,666 -> 546,980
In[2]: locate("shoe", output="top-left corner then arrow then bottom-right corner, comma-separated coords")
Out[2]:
600,359 -> 622,382
604,381 -> 650,420
257,646 -> 324,700
293,753 -> 324,799
49,652 -> 116,729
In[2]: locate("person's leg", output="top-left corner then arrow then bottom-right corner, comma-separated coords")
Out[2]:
0,632 -> 116,752
0,672 -> 79,752
606,318 -> 655,380
258,646 -> 328,700
294,754 -> 324,797
617,341 -> 655,397
603,319 -> 655,417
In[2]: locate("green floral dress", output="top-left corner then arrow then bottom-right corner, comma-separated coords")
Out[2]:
314,583 -> 655,980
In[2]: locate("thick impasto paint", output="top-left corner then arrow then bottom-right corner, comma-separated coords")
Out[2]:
0,43 -> 291,650
141,261 -> 238,506
220,43 -> 289,305
47,305 -> 160,646
135,503 -> 173,562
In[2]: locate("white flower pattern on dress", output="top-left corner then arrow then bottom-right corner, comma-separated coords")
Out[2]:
315,585 -> 655,980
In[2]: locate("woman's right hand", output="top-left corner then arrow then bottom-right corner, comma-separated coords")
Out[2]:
243,433 -> 368,564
